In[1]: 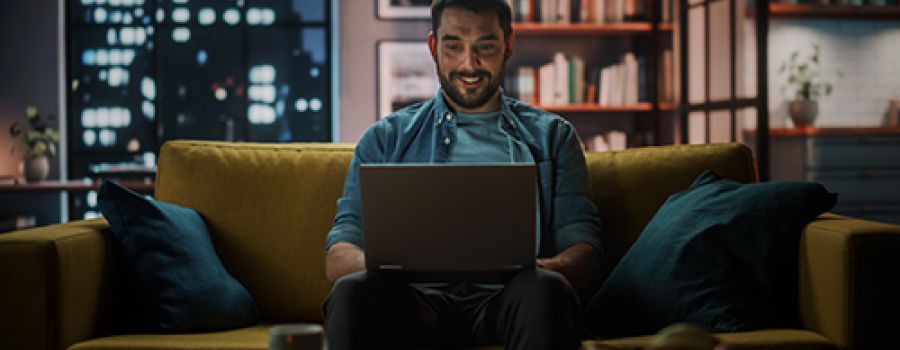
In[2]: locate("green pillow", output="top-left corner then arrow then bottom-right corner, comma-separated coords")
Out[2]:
99,180 -> 258,332
585,171 -> 837,337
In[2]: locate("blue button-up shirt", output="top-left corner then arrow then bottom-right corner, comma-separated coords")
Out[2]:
326,90 -> 603,258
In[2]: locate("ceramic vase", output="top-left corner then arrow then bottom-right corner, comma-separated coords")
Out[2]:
788,100 -> 819,128
26,156 -> 50,182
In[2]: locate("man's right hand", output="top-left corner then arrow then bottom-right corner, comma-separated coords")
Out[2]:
324,242 -> 366,284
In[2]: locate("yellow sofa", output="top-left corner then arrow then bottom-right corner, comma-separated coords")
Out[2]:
1,140 -> 898,350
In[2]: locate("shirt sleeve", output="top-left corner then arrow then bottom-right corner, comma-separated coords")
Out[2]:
324,123 -> 386,253
549,120 -> 605,259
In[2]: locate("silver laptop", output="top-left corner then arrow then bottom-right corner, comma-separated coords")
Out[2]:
360,163 -> 537,282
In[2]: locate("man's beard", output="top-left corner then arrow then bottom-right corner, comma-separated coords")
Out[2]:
437,63 -> 504,110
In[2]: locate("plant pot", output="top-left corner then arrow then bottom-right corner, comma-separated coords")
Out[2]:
26,156 -> 50,182
788,100 -> 819,127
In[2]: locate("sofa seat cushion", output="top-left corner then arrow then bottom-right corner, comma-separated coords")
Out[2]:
588,329 -> 835,350
66,327 -> 833,350
68,325 -> 270,350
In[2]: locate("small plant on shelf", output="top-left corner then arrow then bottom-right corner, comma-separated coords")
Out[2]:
778,43 -> 841,127
8,106 -> 59,181
9,106 -> 59,159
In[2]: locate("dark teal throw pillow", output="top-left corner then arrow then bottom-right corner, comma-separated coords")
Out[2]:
99,180 -> 257,332
585,171 -> 837,337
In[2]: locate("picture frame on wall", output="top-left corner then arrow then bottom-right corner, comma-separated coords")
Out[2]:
376,0 -> 432,20
376,40 -> 439,120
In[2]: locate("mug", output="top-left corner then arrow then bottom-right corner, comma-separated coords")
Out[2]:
269,323 -> 324,350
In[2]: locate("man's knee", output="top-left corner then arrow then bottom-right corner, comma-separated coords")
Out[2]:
508,269 -> 576,302
324,271 -> 396,313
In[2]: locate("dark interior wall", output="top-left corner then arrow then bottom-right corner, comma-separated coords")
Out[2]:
338,0 -> 431,142
0,0 -> 62,226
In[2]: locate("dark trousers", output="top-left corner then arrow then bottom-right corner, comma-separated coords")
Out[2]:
322,269 -> 583,350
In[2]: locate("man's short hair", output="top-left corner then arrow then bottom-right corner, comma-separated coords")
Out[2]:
431,0 -> 513,40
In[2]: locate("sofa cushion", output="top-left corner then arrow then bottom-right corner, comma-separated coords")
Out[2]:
584,143 -> 758,282
99,180 -> 258,332
586,171 -> 837,337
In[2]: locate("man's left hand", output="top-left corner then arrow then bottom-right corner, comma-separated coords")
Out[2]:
535,243 -> 603,301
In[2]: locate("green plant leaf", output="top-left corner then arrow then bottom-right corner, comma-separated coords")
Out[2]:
31,142 -> 47,157
26,130 -> 43,141
48,143 -> 56,156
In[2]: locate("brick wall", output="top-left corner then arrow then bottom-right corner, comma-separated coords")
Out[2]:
769,19 -> 900,127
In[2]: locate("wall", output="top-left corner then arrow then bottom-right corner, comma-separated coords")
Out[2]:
338,0 -> 431,143
0,0 -> 62,177
769,19 -> 900,127
0,0 -> 63,226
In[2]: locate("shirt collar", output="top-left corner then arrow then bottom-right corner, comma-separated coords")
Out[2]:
432,88 -> 518,129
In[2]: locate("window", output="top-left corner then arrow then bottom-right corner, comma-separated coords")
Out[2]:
67,0 -> 332,218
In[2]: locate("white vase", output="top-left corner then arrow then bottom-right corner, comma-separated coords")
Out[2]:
26,156 -> 50,182
788,100 -> 819,127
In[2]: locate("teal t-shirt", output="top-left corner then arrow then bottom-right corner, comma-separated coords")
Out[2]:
450,111 -> 532,164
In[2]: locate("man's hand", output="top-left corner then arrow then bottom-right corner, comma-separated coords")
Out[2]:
325,242 -> 366,284
536,243 -> 603,300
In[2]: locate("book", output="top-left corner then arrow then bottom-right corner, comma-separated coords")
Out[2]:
607,130 -> 627,151
662,48 -> 673,102
539,62 -> 556,106
569,55 -> 585,104
553,52 -> 569,106
517,66 -> 537,104
623,52 -> 639,105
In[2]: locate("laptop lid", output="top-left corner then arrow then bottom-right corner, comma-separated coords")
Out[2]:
360,163 -> 537,282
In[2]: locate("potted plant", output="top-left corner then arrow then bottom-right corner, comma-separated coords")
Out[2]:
8,106 -> 59,181
779,43 -> 840,127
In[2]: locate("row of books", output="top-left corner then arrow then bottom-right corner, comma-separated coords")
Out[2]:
506,51 -> 672,107
505,50 -> 674,107
585,130 -> 628,152
505,0 -> 672,23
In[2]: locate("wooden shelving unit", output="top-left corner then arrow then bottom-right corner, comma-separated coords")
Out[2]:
513,22 -> 673,35
0,180 -> 154,192
766,126 -> 900,137
538,103 -> 676,113
769,3 -> 900,20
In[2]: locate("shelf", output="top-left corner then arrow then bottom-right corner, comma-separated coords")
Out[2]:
769,3 -> 900,20
539,103 -> 675,113
0,180 -> 155,192
765,126 -> 900,137
513,22 -> 673,35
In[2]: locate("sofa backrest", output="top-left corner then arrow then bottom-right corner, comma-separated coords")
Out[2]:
155,141 -> 355,323
154,140 -> 757,323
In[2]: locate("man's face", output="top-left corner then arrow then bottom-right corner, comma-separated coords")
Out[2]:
428,7 -> 512,112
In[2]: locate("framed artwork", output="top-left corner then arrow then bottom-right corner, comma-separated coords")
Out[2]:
376,40 -> 440,119
376,0 -> 432,20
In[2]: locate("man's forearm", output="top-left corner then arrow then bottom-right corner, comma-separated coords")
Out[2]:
325,242 -> 366,284
536,242 -> 603,300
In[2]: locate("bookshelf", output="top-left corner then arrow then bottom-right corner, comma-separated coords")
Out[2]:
537,102 -> 676,113
769,3 -> 900,20
505,0 -> 676,151
512,22 -> 673,34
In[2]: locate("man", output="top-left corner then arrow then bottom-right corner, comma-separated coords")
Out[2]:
323,1 -> 603,349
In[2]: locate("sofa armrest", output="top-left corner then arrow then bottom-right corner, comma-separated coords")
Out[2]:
0,219 -> 115,350
798,213 -> 900,350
